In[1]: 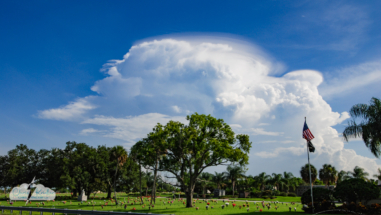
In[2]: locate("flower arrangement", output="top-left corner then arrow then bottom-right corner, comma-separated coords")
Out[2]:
207,202 -> 210,205
232,203 -> 236,208
132,207 -> 136,210
196,207 -> 199,210
260,209 -> 263,212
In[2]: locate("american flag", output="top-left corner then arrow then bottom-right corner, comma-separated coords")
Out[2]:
303,121 -> 314,141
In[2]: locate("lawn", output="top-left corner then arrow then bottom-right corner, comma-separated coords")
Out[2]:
0,193 -> 307,215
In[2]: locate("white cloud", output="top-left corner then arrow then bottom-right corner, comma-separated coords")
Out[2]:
320,61 -> 381,99
251,128 -> 283,136
82,113 -> 186,145
80,128 -> 101,135
37,97 -> 96,120
37,37 -> 381,176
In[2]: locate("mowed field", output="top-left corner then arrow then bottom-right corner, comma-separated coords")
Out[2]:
0,193 -> 308,215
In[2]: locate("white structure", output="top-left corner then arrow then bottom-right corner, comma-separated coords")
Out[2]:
10,184 -> 56,201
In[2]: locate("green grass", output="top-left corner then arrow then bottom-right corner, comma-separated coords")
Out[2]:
0,193 -> 308,215
228,196 -> 301,203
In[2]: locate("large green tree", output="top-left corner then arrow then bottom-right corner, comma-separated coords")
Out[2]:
270,173 -> 284,192
343,97 -> 381,158
223,165 -> 246,197
348,166 -> 369,181
212,172 -> 225,189
281,172 -> 295,194
318,164 -> 338,186
147,113 -> 251,208
254,172 -> 271,191
130,124 -> 168,204
337,170 -> 350,184
300,164 -> 317,185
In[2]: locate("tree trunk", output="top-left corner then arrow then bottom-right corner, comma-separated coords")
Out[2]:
107,185 -> 112,199
185,177 -> 194,208
232,181 -> 235,197
139,163 -> 143,203
145,186 -> 148,197
151,154 -> 158,204
113,162 -> 119,205
186,189 -> 193,207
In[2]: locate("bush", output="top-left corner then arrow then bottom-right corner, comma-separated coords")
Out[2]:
301,187 -> 332,205
279,192 -> 287,196
262,190 -> 272,196
333,178 -> 379,204
301,188 -> 334,213
251,191 -> 262,198
288,192 -> 297,197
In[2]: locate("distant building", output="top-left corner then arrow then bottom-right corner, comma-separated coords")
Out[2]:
296,185 -> 335,196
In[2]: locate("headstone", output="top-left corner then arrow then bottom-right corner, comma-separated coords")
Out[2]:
77,190 -> 87,202
238,192 -> 250,198
213,189 -> 225,197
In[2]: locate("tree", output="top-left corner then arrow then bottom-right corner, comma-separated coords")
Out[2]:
348,166 -> 369,181
300,164 -> 317,185
197,172 -> 213,197
212,172 -> 225,189
110,145 -> 128,205
270,173 -> 284,192
373,168 -> 381,181
337,170 -> 350,183
60,142 -> 100,197
151,113 -> 251,208
343,97 -> 381,158
254,172 -> 271,191
130,124 -> 168,204
281,172 -> 294,194
223,165 -> 246,197
334,178 -> 378,203
319,164 -> 338,186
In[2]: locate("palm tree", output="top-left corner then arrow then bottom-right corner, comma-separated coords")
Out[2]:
254,172 -> 271,191
349,166 -> 369,181
337,170 -> 350,183
110,146 -> 128,205
223,165 -> 246,197
319,164 -> 338,187
343,97 -> 381,158
270,173 -> 284,192
281,172 -> 294,194
212,172 -> 225,189
198,172 -> 213,197
373,168 -> 381,181
300,164 -> 317,185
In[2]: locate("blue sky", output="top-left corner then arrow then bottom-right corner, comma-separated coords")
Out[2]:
1,0 -> 381,177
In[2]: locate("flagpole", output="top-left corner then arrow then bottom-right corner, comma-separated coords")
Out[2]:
305,117 -> 314,213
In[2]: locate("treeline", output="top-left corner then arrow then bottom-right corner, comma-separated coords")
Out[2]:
0,142 -> 142,198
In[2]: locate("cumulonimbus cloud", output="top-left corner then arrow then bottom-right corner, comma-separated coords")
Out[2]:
37,37 -> 381,176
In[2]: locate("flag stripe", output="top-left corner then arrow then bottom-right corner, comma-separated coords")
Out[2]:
303,121 -> 314,141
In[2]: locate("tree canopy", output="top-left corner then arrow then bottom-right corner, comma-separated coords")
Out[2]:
343,97 -> 381,157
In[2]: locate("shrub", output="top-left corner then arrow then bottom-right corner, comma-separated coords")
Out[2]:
262,190 -> 272,196
251,191 -> 262,198
288,192 -> 297,197
334,178 -> 379,204
301,187 -> 332,205
301,188 -> 334,213
279,192 -> 287,196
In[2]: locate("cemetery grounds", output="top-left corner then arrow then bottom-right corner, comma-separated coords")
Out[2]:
0,192 -> 335,215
